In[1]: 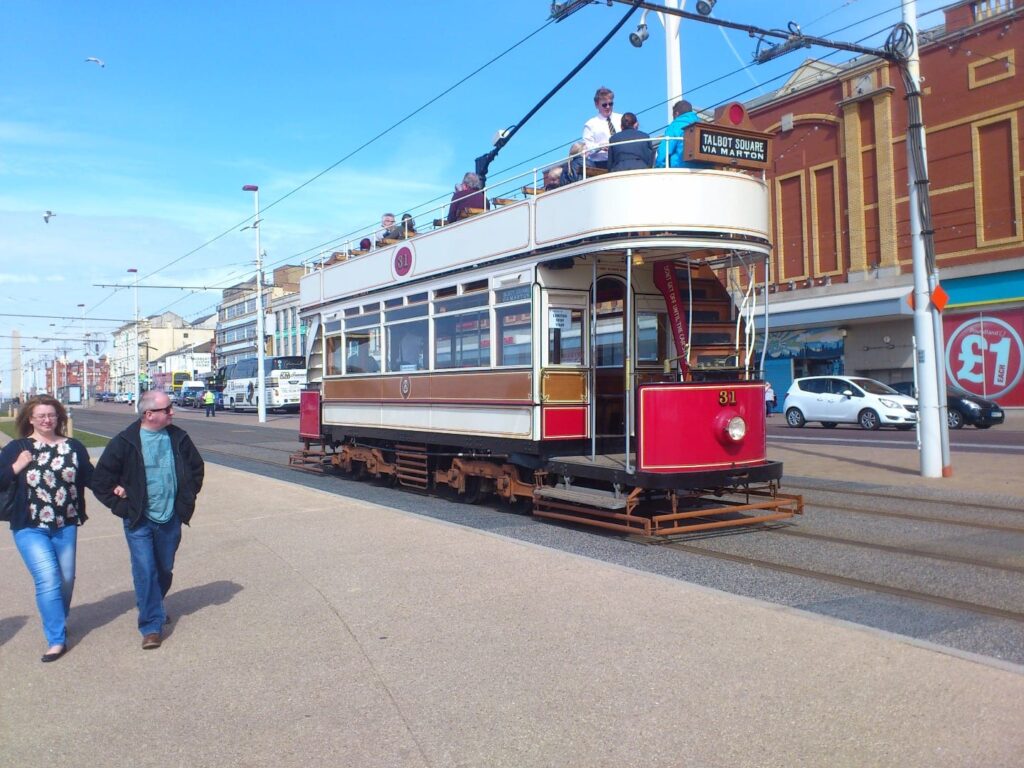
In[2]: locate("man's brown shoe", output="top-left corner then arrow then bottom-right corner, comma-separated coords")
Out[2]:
142,633 -> 162,650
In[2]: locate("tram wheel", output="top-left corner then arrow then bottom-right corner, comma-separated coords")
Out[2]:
457,476 -> 486,505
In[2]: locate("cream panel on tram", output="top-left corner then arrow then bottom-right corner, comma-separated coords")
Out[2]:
323,403 -> 533,438
305,204 -> 532,308
533,170 -> 770,246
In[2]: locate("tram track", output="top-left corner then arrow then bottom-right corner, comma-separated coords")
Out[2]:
656,538 -> 1024,625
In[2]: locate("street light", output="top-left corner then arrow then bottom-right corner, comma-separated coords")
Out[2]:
626,1 -> 683,124
128,268 -> 140,413
77,303 -> 89,405
242,184 -> 267,424
695,0 -> 716,15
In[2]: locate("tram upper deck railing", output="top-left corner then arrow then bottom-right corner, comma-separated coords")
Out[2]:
299,140 -> 771,310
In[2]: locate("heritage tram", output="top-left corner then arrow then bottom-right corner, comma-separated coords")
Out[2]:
294,104 -> 802,536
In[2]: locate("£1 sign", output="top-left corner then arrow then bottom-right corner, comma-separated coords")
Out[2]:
944,313 -> 1024,404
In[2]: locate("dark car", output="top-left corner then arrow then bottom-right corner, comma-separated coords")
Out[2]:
890,381 -> 1004,429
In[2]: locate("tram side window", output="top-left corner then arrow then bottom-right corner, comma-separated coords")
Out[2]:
325,335 -> 344,375
548,308 -> 584,365
636,311 -> 669,364
435,310 -> 490,369
387,320 -> 428,372
344,328 -> 381,373
496,303 -> 532,366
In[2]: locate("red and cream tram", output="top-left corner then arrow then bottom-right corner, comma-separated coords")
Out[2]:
295,104 -> 802,536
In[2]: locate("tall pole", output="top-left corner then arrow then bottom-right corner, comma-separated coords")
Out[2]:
902,0 -> 941,478
77,303 -> 88,405
662,0 -> 683,124
128,268 -> 140,414
244,184 -> 266,424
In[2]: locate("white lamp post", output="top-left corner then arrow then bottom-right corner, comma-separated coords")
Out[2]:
77,303 -> 89,406
128,268 -> 140,413
243,184 -> 267,424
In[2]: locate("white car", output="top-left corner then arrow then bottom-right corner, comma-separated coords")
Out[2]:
783,376 -> 918,431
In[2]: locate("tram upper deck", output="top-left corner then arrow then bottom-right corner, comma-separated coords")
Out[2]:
299,164 -> 770,311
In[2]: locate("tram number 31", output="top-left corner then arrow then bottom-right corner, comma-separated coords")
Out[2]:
718,390 -> 737,406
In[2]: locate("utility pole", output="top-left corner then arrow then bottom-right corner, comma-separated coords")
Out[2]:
243,184 -> 267,424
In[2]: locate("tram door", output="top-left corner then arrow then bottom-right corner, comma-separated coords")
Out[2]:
594,276 -> 626,437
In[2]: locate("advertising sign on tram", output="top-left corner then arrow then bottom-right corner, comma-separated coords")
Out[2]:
943,307 -> 1024,406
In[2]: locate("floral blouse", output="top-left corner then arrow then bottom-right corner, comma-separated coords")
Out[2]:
24,439 -> 81,529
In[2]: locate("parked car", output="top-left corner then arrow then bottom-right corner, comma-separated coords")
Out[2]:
783,375 -> 918,430
890,381 -> 1004,429
191,391 -> 224,410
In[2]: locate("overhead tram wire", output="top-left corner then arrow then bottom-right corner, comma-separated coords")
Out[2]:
137,16 -> 558,301
156,1 -> 931,320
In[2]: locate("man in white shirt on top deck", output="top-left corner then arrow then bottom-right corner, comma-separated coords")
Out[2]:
581,86 -> 622,171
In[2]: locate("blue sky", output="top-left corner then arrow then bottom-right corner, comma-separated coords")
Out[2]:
0,0 -> 950,395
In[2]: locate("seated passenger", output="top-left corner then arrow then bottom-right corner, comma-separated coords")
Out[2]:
608,112 -> 654,171
562,141 -> 586,183
655,100 -> 713,169
543,166 -> 564,190
399,213 -> 416,237
346,346 -> 379,374
398,332 -> 425,370
375,212 -> 396,242
446,172 -> 486,223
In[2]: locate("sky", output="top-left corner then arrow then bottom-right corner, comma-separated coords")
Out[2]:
0,0 -> 951,396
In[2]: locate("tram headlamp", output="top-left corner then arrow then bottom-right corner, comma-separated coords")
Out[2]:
725,415 -> 746,442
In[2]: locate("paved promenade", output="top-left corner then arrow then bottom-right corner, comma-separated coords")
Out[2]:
2,420 -> 1024,766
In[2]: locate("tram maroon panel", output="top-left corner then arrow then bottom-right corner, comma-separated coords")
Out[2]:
636,383 -> 767,473
299,390 -> 321,439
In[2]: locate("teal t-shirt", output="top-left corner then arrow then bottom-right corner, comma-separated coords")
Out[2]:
140,428 -> 177,524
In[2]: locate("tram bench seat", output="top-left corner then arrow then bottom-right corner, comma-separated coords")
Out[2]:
458,207 -> 486,220
378,237 -> 401,246
492,197 -> 518,206
584,165 -> 609,177
523,186 -> 543,196
433,218 -> 446,228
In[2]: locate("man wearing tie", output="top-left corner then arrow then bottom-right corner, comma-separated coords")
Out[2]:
582,87 -> 621,171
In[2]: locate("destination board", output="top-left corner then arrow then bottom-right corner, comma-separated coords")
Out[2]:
685,124 -> 772,170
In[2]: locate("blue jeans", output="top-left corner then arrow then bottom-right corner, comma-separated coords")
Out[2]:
13,525 -> 78,647
123,516 -> 182,635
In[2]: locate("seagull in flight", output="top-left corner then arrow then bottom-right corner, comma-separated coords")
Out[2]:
85,57 -> 105,68
43,211 -> 56,223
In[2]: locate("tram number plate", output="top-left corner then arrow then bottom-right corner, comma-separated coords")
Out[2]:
718,390 -> 737,406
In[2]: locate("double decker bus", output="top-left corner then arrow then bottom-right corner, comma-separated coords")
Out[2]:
223,356 -> 307,412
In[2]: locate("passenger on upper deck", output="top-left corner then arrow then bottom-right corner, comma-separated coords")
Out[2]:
654,100 -> 713,169
561,141 -> 586,184
543,166 -> 564,190
608,112 -> 654,171
446,172 -> 486,223
582,87 -> 622,170
398,213 -> 416,237
375,212 -> 396,243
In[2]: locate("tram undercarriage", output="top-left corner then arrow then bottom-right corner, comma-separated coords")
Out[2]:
290,435 -> 803,537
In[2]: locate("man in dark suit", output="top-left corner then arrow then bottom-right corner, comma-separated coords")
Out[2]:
608,112 -> 655,171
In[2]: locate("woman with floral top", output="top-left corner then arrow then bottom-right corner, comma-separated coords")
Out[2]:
0,395 -> 94,662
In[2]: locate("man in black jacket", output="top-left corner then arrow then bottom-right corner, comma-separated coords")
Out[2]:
93,390 -> 205,649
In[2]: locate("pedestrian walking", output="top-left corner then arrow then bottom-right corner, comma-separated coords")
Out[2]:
202,388 -> 216,418
0,395 -> 94,662
92,390 -> 205,650
765,383 -> 776,416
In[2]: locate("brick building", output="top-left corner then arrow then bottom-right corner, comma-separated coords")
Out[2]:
748,0 -> 1023,406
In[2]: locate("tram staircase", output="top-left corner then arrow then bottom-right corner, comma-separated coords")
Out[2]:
677,265 -> 747,377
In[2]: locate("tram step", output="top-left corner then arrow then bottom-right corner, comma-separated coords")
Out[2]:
535,486 -> 629,510
395,447 -> 429,490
